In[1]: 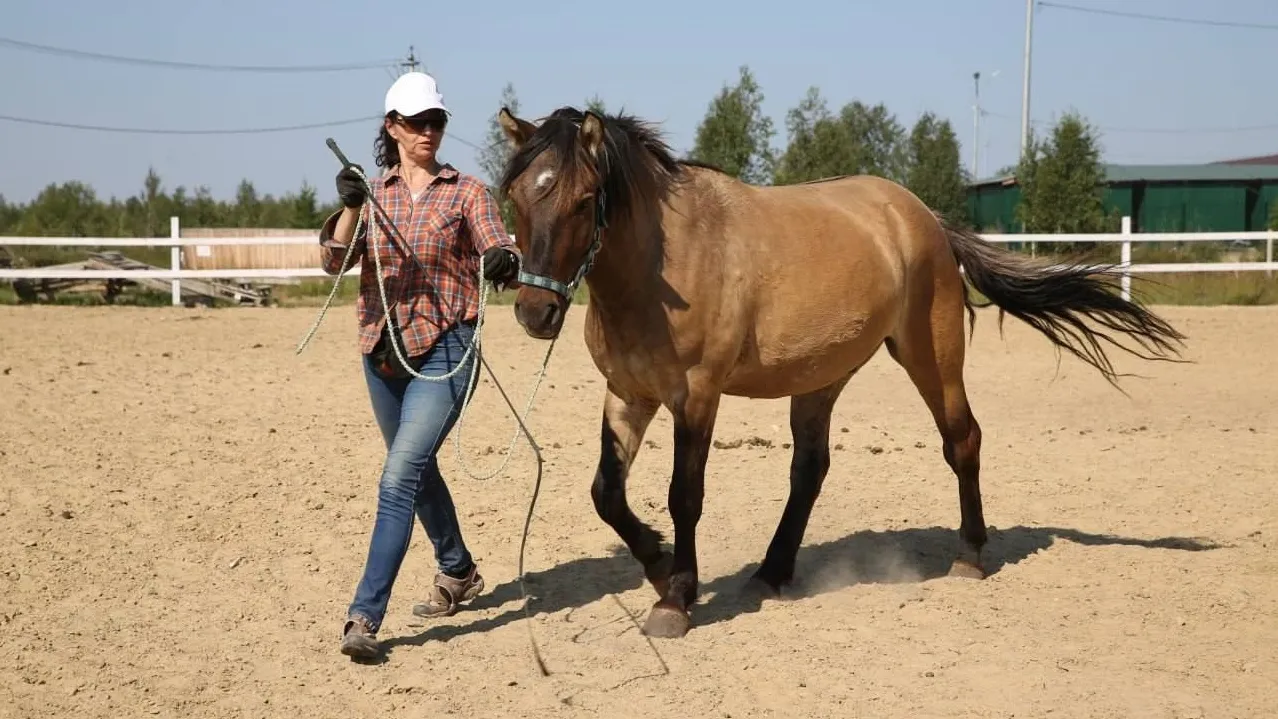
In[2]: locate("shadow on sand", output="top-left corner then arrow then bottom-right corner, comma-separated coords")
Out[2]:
374,524 -> 1225,659
376,547 -> 647,659
692,524 -> 1225,629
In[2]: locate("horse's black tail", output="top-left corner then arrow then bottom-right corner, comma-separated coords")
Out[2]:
935,211 -> 1188,388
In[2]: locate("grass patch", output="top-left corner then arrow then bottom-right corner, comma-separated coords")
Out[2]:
265,278 -> 588,307
267,277 -> 361,307
0,282 -> 175,306
5,245 -> 172,269
1131,272 -> 1278,306
0,276 -> 592,308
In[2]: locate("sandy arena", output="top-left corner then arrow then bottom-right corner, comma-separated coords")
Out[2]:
1,301 -> 1275,718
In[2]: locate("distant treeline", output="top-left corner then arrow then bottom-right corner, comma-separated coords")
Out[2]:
0,168 -> 341,241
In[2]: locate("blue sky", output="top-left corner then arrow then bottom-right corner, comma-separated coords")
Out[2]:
1,0 -> 1274,206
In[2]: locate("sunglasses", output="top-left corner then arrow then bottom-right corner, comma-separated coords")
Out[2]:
395,112 -> 447,133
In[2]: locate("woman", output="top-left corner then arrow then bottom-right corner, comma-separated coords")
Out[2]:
316,71 -> 521,659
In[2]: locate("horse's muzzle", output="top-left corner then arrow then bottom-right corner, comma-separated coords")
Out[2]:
513,288 -> 567,340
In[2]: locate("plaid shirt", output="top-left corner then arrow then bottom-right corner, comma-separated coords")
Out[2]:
318,164 -> 517,357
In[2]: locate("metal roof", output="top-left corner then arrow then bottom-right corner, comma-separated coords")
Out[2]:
1212,153 -> 1278,166
969,162 -> 1278,188
1104,163 -> 1278,182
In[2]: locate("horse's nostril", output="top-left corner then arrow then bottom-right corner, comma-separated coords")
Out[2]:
542,302 -> 561,328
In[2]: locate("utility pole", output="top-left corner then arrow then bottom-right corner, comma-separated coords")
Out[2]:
972,70 -> 998,179
1021,0 -> 1036,254
399,46 -> 420,74
972,71 -> 981,179
1020,0 -> 1034,161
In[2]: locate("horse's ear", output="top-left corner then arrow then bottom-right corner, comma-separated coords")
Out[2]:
497,107 -> 536,148
580,111 -> 604,161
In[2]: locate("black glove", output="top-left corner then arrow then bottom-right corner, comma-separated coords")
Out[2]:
482,247 -> 518,284
335,166 -> 366,208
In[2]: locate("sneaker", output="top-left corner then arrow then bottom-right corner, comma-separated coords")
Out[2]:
340,616 -> 380,659
412,565 -> 484,618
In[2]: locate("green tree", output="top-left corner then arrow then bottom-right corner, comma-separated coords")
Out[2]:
1014,111 -> 1114,246
188,186 -> 224,227
13,181 -> 110,237
773,87 -> 910,186
838,101 -> 909,183
905,111 -> 969,224
0,170 -> 345,270
476,81 -> 521,232
290,181 -> 322,229
687,65 -> 776,185
141,167 -> 164,236
231,180 -> 261,227
584,94 -> 606,115
773,87 -> 850,184
0,195 -> 19,234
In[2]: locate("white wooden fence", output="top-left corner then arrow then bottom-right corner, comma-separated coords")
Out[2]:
0,215 -> 1274,305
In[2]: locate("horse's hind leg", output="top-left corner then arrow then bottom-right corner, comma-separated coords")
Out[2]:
886,290 -> 988,579
748,373 -> 854,596
591,385 -> 671,593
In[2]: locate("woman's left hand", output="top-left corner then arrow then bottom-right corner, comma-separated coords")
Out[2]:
481,247 -> 518,284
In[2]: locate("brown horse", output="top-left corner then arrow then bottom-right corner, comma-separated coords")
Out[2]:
495,106 -> 1185,639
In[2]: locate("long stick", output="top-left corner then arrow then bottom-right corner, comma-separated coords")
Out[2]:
324,137 -> 425,272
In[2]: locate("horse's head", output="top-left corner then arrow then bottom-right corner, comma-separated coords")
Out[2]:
497,106 -> 608,340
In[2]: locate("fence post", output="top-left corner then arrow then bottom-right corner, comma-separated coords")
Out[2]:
170,215 -> 181,306
1267,228 -> 1273,279
1120,215 -> 1132,302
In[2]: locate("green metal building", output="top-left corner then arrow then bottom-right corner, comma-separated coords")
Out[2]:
966,156 -> 1278,233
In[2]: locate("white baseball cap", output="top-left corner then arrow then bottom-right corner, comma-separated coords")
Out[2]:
384,71 -> 449,117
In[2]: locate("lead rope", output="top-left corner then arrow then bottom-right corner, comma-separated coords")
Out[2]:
295,195 -> 555,483
294,149 -> 556,675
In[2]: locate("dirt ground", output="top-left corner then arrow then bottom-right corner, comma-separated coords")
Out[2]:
1,302 -> 1275,719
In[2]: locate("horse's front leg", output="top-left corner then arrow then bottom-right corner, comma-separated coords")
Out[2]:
590,385 -> 671,592
642,383 -> 721,639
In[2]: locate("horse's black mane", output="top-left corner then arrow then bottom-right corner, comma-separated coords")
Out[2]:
497,106 -> 728,223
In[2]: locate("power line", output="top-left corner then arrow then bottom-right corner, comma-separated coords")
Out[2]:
445,133 -> 485,152
0,113 -> 383,134
0,35 -> 398,72
1037,2 -> 1278,32
1081,122 -> 1278,135
0,112 -> 489,152
0,39 -> 491,147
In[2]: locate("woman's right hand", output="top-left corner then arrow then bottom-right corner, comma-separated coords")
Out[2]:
336,166 -> 367,208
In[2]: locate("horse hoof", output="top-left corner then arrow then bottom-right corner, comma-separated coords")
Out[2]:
641,604 -> 691,639
948,559 -> 986,580
741,575 -> 783,600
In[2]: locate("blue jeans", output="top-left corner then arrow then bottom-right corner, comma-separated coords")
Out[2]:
347,322 -> 479,632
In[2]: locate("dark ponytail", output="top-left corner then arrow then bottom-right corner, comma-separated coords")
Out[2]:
374,119 -> 399,169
